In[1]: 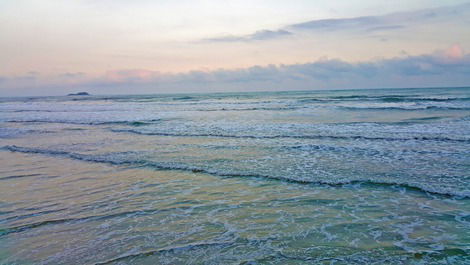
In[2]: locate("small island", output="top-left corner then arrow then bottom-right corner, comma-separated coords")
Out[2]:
67,92 -> 90,96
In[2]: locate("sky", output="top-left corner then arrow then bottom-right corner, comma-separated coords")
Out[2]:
1,0 -> 470,96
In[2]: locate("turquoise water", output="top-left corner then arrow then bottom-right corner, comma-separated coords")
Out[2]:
0,87 -> 469,264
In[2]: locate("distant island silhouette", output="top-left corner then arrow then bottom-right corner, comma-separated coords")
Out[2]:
67,92 -> 90,96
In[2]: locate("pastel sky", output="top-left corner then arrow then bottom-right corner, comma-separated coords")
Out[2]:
1,0 -> 470,96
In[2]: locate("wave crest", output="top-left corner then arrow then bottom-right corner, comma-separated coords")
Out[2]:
2,145 -> 468,198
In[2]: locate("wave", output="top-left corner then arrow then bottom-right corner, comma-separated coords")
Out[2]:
0,128 -> 57,138
195,106 -> 299,112
0,218 -> 76,237
110,129 -> 470,143
0,109 -> 121,113
66,95 -> 202,103
380,97 -> 470,103
402,116 -> 449,122
379,97 -> 408,103
326,94 -> 470,102
425,106 -> 470,110
172,96 -> 195,101
287,144 -> 463,156
338,106 -> 470,111
94,240 -> 236,265
297,98 -> 326,103
329,95 -> 371,99
2,110 -> 57,113
0,173 -> 42,181
328,94 -> 415,101
4,119 -> 161,126
2,145 -> 468,198
0,206 -> 189,237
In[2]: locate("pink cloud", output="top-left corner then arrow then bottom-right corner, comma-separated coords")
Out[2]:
442,44 -> 465,61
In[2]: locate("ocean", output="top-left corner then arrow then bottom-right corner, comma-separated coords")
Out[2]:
0,87 -> 469,264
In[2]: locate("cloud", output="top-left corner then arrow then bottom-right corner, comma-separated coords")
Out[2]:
291,3 -> 470,32
59,72 -> 86,78
203,2 -> 470,42
443,44 -> 465,61
1,46 -> 469,96
204,29 -> 292,42
290,16 -> 380,31
365,25 -> 405,32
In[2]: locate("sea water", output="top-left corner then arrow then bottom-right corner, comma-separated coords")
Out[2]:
0,87 -> 469,264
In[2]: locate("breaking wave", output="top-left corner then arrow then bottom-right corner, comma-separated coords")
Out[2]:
4,119 -> 161,126
338,106 -> 470,111
110,129 -> 470,143
2,145 -> 468,198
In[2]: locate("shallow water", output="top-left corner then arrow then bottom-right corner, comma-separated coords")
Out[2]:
1,87 -> 469,264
